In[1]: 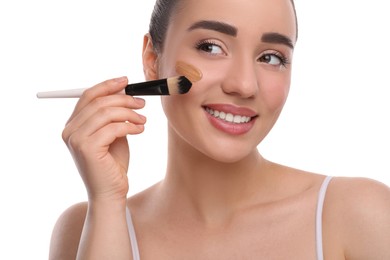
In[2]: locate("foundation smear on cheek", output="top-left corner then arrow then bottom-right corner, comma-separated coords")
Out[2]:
175,61 -> 203,83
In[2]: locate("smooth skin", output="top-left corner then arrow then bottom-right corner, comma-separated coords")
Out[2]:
50,0 -> 390,259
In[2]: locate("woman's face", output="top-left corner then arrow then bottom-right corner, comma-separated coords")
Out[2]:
149,0 -> 297,162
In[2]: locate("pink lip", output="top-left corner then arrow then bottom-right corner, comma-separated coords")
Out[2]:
204,104 -> 258,117
203,104 -> 257,135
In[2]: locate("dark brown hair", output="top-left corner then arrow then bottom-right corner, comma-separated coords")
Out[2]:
149,0 -> 298,53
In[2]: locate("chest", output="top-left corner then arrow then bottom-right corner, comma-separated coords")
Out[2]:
136,200 -> 319,260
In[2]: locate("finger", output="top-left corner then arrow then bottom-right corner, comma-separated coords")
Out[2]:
65,93 -> 145,132
68,122 -> 144,155
69,106 -> 146,139
92,122 -> 145,147
67,77 -> 130,124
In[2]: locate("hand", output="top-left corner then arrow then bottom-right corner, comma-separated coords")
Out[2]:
62,76 -> 146,202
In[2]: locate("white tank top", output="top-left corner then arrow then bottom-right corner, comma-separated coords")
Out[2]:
126,176 -> 333,260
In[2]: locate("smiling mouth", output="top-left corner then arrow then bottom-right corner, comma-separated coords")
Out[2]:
204,107 -> 254,124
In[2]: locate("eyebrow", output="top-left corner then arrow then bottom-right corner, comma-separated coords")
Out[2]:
187,20 -> 238,37
261,32 -> 294,49
187,20 -> 294,49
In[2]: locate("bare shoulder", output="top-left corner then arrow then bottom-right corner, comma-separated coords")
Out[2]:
324,177 -> 390,259
49,202 -> 88,260
327,177 -> 390,214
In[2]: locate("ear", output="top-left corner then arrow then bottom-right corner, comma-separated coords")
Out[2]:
142,34 -> 159,80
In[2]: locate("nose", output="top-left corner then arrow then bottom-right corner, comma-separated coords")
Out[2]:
221,57 -> 259,98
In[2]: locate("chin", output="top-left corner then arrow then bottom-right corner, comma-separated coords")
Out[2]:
201,144 -> 259,164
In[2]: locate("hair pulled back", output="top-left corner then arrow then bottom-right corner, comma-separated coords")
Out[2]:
149,0 -> 297,53
148,0 -> 181,53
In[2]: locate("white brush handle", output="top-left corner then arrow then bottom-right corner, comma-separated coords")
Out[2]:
36,88 -> 87,98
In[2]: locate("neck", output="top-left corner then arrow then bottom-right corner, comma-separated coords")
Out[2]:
160,130 -> 271,225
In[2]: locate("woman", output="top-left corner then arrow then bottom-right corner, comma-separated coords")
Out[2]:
49,0 -> 390,259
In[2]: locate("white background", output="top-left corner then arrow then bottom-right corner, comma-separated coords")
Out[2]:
1,0 -> 389,259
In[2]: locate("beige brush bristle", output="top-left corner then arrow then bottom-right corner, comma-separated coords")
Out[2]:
167,76 -> 192,95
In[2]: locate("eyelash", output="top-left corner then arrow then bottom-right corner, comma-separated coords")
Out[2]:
195,40 -> 224,55
195,40 -> 290,67
259,51 -> 290,68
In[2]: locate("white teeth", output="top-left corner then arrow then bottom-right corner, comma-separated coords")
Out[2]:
205,107 -> 251,124
225,113 -> 233,122
234,115 -> 242,123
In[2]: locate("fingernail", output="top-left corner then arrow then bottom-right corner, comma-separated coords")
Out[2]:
138,114 -> 146,122
136,124 -> 145,131
134,97 -> 145,105
114,76 -> 127,83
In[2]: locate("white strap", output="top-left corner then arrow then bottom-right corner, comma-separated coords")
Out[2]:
126,176 -> 333,260
126,207 -> 141,260
315,176 -> 333,260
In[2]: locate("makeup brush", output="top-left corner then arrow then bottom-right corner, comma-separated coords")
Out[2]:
36,75 -> 192,98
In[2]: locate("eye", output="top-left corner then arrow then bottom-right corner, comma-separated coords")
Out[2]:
195,40 -> 225,55
259,52 -> 290,67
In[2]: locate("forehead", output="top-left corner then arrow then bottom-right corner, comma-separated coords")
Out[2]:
172,0 -> 296,41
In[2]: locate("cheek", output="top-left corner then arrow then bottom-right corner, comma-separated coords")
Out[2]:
183,60 -> 230,96
157,57 -> 176,78
160,94 -> 194,128
259,74 -> 291,112
160,96 -> 182,136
